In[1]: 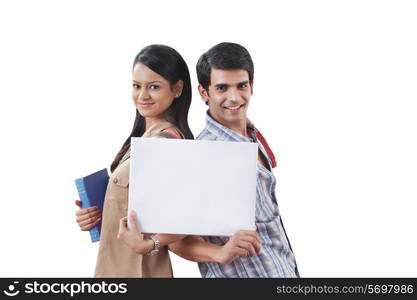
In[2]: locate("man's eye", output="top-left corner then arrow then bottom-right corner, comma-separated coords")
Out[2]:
150,85 -> 160,90
216,85 -> 226,91
239,83 -> 248,89
133,84 -> 140,89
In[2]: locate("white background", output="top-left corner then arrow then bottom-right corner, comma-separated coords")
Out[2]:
0,0 -> 416,277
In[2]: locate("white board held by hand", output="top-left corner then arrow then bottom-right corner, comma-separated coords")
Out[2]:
128,137 -> 258,236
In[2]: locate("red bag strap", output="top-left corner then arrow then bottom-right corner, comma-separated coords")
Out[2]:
255,128 -> 277,168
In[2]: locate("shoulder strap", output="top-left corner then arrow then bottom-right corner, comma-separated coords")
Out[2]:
255,128 -> 277,168
157,126 -> 185,139
155,131 -> 182,139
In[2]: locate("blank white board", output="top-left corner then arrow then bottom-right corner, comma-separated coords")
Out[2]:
128,137 -> 258,236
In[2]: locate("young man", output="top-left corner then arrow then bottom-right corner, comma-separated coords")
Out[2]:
169,43 -> 299,278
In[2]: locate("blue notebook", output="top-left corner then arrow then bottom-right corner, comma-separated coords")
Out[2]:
75,168 -> 109,242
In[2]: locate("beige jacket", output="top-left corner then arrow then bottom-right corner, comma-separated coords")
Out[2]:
94,121 -> 182,277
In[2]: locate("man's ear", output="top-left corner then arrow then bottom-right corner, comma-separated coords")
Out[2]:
198,84 -> 210,105
174,80 -> 184,98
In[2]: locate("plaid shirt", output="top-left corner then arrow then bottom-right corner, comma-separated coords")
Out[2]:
197,112 -> 299,278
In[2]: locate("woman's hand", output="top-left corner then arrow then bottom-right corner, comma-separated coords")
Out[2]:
215,230 -> 262,264
75,200 -> 101,231
117,210 -> 153,254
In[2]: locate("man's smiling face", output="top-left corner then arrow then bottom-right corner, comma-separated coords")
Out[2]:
199,68 -> 253,128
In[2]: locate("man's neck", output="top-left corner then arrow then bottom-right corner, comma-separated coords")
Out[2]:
209,113 -> 249,138
227,121 -> 249,137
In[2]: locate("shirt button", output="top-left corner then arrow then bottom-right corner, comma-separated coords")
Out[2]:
113,178 -> 118,184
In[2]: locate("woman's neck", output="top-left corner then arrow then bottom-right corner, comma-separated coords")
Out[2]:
145,116 -> 167,131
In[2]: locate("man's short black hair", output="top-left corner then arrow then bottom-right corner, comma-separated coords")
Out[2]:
196,42 -> 254,92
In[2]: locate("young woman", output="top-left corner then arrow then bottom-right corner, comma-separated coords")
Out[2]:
75,44 -> 193,277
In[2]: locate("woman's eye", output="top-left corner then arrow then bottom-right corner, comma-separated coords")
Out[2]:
149,85 -> 160,90
133,84 -> 140,89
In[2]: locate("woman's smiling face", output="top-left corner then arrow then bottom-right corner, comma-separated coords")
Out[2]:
131,62 -> 182,119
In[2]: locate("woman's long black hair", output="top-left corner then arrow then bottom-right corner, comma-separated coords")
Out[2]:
110,44 -> 194,172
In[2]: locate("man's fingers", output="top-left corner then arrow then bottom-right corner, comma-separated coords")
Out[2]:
75,200 -> 82,208
239,235 -> 255,244
254,242 -> 261,254
231,231 -> 261,254
234,247 -> 248,258
236,240 -> 257,257
237,230 -> 261,243
251,232 -> 261,244
239,235 -> 261,254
